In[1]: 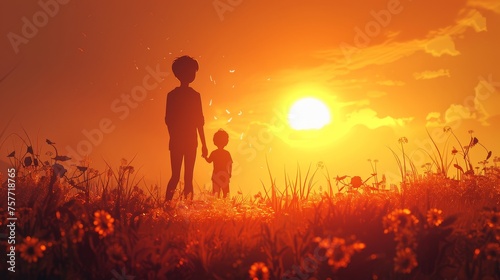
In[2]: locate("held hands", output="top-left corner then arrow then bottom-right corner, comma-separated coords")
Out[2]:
201,145 -> 208,159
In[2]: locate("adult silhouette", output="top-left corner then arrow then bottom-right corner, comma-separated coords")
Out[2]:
164,56 -> 207,202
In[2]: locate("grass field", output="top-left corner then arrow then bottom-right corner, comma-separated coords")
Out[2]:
1,135 -> 499,280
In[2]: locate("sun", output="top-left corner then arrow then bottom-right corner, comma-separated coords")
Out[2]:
288,97 -> 331,130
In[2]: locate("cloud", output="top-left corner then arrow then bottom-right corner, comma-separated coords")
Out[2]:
426,112 -> 441,120
468,0 -> 500,14
459,9 -> 488,32
424,35 -> 460,57
316,7 -> 487,76
377,80 -> 405,86
426,77 -> 500,127
345,108 -> 413,130
319,40 -> 421,72
425,112 -> 443,127
474,78 -> 500,125
413,69 -> 451,80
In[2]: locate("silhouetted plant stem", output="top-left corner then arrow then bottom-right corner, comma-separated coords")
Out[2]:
426,129 -> 446,177
446,127 -> 471,172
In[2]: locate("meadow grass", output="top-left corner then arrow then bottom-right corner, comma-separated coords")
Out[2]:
0,134 -> 499,280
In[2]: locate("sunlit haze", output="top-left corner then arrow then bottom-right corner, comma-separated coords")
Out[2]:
1,0 -> 500,195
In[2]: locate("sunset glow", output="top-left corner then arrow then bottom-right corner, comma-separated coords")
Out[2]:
1,1 -> 500,279
1,1 -> 499,190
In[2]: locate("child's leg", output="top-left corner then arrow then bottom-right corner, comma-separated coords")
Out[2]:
165,150 -> 183,202
183,148 -> 196,199
212,179 -> 221,198
222,183 -> 229,198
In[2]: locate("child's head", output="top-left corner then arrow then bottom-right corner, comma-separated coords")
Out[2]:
213,129 -> 229,148
172,55 -> 199,84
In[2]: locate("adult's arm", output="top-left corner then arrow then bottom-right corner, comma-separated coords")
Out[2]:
196,92 -> 208,158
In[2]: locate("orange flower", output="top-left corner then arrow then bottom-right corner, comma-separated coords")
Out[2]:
383,209 -> 419,234
70,221 -> 85,243
326,237 -> 351,270
19,236 -> 46,263
93,210 -> 115,237
394,247 -> 418,274
426,208 -> 444,227
248,262 -> 270,280
315,236 -> 365,271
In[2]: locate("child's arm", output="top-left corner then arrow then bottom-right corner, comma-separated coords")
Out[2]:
205,154 -> 213,163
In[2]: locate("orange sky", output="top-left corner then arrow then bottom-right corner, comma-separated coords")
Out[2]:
1,0 -> 500,195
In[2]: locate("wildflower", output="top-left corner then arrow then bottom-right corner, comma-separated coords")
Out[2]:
69,221 -> 85,243
19,236 -> 46,263
426,208 -> 444,227
315,236 -> 331,249
470,137 -> 479,147
315,236 -> 365,271
106,243 -> 128,265
394,247 -> 418,274
248,262 -> 270,280
325,238 -> 351,270
484,243 -> 500,261
93,210 -> 115,237
350,176 -> 363,189
383,209 -> 419,234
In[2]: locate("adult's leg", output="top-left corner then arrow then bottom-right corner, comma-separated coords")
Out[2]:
183,148 -> 197,199
165,149 -> 183,202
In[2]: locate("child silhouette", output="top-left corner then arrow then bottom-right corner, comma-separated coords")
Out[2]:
204,129 -> 232,198
165,56 -> 208,202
